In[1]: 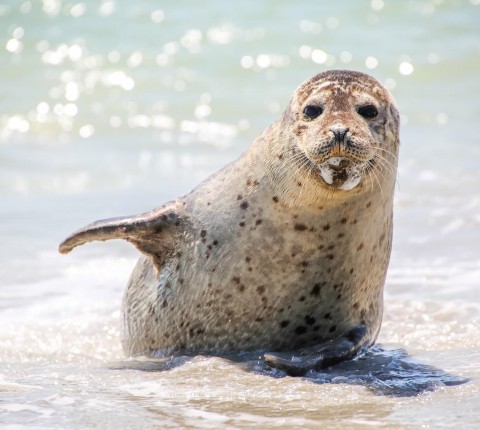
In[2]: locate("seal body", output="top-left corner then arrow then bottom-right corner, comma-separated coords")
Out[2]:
60,70 -> 400,364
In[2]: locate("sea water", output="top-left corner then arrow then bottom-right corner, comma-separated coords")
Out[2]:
1,1 -> 479,428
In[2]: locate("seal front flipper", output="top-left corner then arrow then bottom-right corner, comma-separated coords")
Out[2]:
58,202 -> 186,270
264,325 -> 368,376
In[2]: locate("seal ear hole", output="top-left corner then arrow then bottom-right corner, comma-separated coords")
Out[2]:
303,105 -> 323,120
357,105 -> 378,119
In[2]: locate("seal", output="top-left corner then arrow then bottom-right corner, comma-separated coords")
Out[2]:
59,70 -> 400,375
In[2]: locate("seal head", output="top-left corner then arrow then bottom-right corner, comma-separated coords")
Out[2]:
269,70 -> 399,208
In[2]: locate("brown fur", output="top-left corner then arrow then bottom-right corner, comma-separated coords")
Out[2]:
59,70 -> 400,357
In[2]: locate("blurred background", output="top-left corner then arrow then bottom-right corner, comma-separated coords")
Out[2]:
1,1 -> 479,428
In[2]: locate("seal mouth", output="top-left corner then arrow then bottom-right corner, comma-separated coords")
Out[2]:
317,157 -> 363,191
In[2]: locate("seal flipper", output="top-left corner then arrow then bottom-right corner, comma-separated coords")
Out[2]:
264,325 -> 368,376
58,203 -> 185,270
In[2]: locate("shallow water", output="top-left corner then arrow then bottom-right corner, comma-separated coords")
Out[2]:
1,0 -> 480,428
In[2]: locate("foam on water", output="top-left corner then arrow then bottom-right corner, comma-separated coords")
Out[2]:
1,0 -> 480,428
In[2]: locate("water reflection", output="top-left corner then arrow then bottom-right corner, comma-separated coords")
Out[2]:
111,346 -> 468,398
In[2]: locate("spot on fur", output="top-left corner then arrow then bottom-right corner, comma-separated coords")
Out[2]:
295,326 -> 307,335
294,223 -> 307,231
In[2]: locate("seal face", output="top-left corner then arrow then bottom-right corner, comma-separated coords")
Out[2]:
272,70 -> 399,209
59,70 -> 400,374
297,82 -> 380,191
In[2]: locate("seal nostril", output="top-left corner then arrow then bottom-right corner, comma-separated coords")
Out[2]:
330,126 -> 349,142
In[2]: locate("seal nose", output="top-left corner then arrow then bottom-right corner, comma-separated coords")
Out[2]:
330,125 -> 349,142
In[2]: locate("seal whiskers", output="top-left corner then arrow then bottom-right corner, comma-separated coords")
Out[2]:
367,160 -> 386,198
370,146 -> 398,177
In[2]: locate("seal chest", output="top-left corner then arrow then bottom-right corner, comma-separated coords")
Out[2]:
59,70 -> 399,372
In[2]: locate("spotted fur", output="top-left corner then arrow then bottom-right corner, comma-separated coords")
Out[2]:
59,70 -> 400,357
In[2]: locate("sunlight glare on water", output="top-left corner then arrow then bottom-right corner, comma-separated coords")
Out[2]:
1,1 -> 479,428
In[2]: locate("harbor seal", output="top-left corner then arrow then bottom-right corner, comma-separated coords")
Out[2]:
59,70 -> 400,375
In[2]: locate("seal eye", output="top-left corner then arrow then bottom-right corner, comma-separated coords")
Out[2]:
303,105 -> 323,120
358,105 -> 378,119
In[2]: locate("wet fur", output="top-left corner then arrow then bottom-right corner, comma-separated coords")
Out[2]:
59,70 -> 400,359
